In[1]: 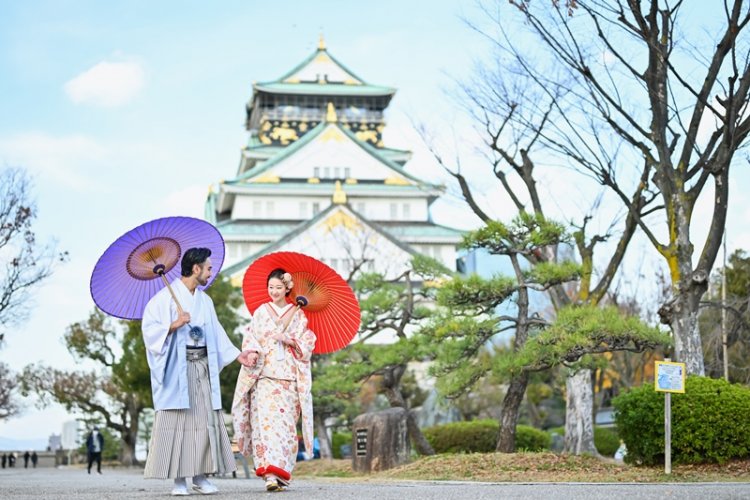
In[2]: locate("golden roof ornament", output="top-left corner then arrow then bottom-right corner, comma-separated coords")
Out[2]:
332,180 -> 347,204
318,34 -> 326,50
326,102 -> 338,123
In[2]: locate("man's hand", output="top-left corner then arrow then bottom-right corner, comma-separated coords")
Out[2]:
237,350 -> 259,368
170,312 -> 191,332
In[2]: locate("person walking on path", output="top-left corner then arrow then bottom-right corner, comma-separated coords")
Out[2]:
2,453 -> 6,469
233,268 -> 316,492
31,451 -> 38,468
142,247 -> 257,496
86,427 -> 104,474
23,451 -> 30,468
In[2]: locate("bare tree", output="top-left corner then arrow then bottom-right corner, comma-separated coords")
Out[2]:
19,311 -> 150,465
492,0 -> 750,376
0,166 -> 67,344
425,0 -> 750,453
0,362 -> 21,420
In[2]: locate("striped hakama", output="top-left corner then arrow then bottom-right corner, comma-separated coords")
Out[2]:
144,348 -> 236,479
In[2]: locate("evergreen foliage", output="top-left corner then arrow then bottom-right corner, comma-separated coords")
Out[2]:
613,376 -> 750,464
497,305 -> 672,374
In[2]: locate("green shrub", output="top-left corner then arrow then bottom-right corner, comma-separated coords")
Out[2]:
613,375 -> 750,465
545,426 -> 619,456
594,427 -> 620,456
424,419 -> 498,453
423,420 -> 551,453
331,431 -> 352,459
515,425 -> 551,451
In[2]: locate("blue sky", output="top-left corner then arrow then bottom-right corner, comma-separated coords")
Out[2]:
0,1 -> 745,444
0,0 -> 490,444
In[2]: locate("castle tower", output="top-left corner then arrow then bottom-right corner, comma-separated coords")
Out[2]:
206,39 -> 462,283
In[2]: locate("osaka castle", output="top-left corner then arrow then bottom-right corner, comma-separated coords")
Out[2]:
205,37 -> 462,283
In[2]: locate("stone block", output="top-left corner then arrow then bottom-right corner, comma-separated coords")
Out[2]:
351,407 -> 410,473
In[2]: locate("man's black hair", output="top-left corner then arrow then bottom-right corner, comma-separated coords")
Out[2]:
181,247 -> 212,277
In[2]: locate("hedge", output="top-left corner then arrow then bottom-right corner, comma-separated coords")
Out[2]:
332,431 -> 352,459
613,375 -> 750,464
423,420 -> 550,453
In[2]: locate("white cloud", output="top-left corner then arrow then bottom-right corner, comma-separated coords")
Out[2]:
64,60 -> 145,107
0,132 -> 107,191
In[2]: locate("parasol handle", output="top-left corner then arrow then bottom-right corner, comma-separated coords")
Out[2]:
278,296 -> 308,334
275,296 -> 308,360
158,272 -> 185,315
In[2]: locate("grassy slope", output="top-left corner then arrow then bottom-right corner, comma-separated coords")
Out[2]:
293,452 -> 750,483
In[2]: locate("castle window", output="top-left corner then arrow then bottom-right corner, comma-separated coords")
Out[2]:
334,167 -> 341,179
312,202 -> 320,215
299,202 -> 308,218
253,201 -> 262,216
344,167 -> 351,178
402,203 -> 411,220
323,167 -> 331,178
313,167 -> 320,178
266,201 -> 275,217
390,203 -> 398,219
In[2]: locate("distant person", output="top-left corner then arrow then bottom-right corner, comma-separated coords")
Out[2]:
31,451 -> 38,468
1,453 -> 6,468
8,452 -> 16,467
86,426 -> 104,474
23,451 -> 30,468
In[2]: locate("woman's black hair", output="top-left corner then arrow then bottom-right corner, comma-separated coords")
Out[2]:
181,247 -> 212,277
267,267 -> 291,296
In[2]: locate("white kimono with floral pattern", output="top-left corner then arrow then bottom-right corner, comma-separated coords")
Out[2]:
232,303 -> 315,481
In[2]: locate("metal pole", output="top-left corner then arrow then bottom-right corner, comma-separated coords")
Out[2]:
665,391 -> 671,475
722,231 -> 729,381
664,357 -> 671,475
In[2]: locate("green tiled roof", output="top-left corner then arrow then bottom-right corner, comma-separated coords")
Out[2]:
229,120 -> 440,189
222,180 -> 439,195
216,220 -> 300,236
378,222 -> 465,239
221,203 -> 418,276
254,82 -> 395,97
205,192 -> 217,224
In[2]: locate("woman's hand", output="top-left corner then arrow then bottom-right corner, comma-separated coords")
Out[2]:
237,350 -> 259,367
270,331 -> 292,345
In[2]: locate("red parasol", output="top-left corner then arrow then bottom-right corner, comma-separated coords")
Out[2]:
242,251 -> 360,354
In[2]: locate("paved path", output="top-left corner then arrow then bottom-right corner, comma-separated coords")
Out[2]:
1,467 -> 749,499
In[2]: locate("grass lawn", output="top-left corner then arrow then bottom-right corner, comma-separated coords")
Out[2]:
293,452 -> 750,483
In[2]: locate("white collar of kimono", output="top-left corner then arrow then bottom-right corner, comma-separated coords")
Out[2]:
172,278 -> 208,326
268,302 -> 292,315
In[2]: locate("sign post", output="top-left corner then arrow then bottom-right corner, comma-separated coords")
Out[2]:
654,359 -> 686,475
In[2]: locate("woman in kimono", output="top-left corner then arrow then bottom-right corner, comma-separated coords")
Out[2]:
233,268 -> 316,492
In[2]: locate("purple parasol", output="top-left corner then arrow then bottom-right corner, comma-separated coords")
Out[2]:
90,216 -> 225,320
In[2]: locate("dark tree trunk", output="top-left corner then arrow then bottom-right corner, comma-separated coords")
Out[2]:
496,371 -> 530,452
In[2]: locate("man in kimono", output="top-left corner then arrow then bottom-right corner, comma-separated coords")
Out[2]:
142,247 -> 258,496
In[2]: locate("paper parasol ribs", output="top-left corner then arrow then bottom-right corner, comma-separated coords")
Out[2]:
90,216 -> 225,320
242,251 -> 360,354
